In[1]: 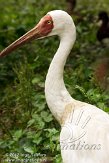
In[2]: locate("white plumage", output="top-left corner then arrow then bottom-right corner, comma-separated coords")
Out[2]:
45,10 -> 109,163
0,10 -> 109,163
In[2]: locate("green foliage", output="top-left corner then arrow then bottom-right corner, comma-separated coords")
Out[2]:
0,0 -> 109,162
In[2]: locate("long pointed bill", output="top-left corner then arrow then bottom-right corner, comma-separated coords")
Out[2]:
0,25 -> 41,57
0,15 -> 53,57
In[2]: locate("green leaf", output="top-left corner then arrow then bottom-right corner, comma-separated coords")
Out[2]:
23,145 -> 35,154
32,77 -> 40,84
33,137 -> 42,145
27,119 -> 35,127
13,130 -> 23,141
41,111 -> 53,122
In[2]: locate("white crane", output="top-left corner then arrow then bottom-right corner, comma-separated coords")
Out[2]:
0,10 -> 109,163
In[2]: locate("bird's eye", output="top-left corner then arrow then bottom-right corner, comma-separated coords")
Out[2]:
47,20 -> 52,24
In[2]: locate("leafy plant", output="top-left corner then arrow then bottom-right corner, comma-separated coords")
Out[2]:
0,0 -> 109,162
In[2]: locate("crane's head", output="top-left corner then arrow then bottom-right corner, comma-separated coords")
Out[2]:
97,11 -> 109,27
98,11 -> 108,22
0,10 -> 75,57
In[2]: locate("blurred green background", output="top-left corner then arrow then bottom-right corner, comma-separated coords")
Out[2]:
0,0 -> 109,162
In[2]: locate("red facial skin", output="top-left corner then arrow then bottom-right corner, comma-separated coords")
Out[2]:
37,15 -> 54,36
0,15 -> 54,57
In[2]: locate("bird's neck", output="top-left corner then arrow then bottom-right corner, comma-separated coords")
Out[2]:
45,31 -> 76,124
102,18 -> 109,26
